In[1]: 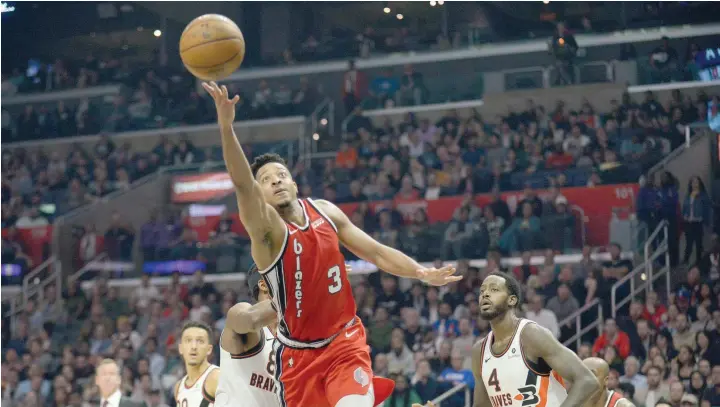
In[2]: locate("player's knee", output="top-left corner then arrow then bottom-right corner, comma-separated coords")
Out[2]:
334,388 -> 374,407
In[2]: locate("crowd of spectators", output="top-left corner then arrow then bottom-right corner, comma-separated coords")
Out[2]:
1,87 -> 712,279
3,233 -> 720,407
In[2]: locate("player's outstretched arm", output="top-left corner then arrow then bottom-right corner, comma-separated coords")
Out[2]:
471,338 -> 492,407
226,301 -> 276,335
314,200 -> 461,285
202,81 -> 285,248
521,324 -> 599,407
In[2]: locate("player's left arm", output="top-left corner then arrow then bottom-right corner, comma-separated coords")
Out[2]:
521,323 -> 599,407
202,368 -> 220,401
314,200 -> 461,285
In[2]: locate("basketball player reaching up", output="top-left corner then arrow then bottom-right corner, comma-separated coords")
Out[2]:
214,263 -> 280,407
175,322 -> 219,407
472,272 -> 599,407
581,358 -> 635,407
202,80 -> 460,407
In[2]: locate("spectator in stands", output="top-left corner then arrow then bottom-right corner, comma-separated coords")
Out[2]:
525,294 -> 560,338
547,282 -> 579,339
386,373 -> 422,407
369,69 -> 400,109
442,206 -> 481,260
500,202 -> 542,253
252,80 -> 273,118
398,64 -> 425,106
683,176 -> 712,264
550,22 -> 578,85
342,60 -> 367,114
437,351 -> 474,407
387,328 -> 415,376
593,318 -> 631,359
649,36 -> 680,83
105,212 -> 135,262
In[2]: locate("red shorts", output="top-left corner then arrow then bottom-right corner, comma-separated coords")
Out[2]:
273,320 -> 374,407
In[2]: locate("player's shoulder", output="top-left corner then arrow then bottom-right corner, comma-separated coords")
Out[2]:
471,336 -> 488,361
310,199 -> 347,222
519,320 -> 557,354
616,398 -> 635,407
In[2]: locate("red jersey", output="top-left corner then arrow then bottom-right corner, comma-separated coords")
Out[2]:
260,198 -> 357,348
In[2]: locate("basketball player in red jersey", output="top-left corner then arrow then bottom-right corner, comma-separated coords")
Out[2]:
202,81 -> 459,407
582,358 -> 635,407
472,272 -> 599,407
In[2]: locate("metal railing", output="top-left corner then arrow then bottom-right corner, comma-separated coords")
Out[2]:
611,220 -> 670,318
559,298 -> 604,350
21,256 -> 60,306
430,382 -> 471,407
69,252 -> 109,282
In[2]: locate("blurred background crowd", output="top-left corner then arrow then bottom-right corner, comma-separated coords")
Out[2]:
2,2 -> 720,407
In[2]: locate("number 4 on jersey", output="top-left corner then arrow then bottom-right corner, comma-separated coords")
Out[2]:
488,368 -> 501,392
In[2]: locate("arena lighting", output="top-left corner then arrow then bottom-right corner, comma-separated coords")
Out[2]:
153,29 -> 162,37
430,1 -> 437,6
312,133 -> 320,140
543,0 -> 550,3
383,6 -> 390,13
438,0 -> 444,4
320,118 -> 328,126
1,2 -> 15,13
396,13 -> 404,20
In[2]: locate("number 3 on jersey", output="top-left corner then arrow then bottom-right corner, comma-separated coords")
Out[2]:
327,265 -> 342,294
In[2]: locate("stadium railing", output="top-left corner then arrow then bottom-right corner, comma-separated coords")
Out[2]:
430,382 -> 471,407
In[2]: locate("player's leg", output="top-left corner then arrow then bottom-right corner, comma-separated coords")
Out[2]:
324,323 -> 375,407
274,342 -> 329,407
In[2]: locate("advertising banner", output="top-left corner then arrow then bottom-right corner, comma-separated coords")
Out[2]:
183,183 -> 639,246
171,172 -> 234,203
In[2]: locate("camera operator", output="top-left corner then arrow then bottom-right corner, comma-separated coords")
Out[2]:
550,22 -> 578,85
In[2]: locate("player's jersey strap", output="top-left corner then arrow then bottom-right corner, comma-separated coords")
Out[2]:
177,364 -> 219,407
275,316 -> 357,349
605,391 -> 624,407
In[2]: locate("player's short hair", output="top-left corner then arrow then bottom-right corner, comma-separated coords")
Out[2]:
180,321 -> 214,342
250,153 -> 288,178
488,271 -> 522,308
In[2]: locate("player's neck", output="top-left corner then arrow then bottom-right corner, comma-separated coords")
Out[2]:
588,389 -> 608,407
277,199 -> 305,225
186,360 -> 211,383
489,311 -> 519,340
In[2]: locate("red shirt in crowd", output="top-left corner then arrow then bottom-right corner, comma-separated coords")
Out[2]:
592,330 -> 631,359
642,304 -> 667,329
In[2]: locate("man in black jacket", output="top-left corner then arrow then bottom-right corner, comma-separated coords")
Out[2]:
550,22 -> 579,85
95,359 -> 147,407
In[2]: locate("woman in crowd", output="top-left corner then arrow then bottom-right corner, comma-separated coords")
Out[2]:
682,176 -> 713,264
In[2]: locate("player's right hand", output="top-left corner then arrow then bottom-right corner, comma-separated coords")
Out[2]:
202,81 -> 239,127
416,265 -> 462,286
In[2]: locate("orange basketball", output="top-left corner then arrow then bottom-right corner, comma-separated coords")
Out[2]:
179,14 -> 245,81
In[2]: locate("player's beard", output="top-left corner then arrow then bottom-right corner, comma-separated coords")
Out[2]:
479,303 -> 508,321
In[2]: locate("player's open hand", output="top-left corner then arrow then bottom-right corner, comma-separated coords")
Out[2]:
201,81 -> 239,127
416,265 -> 462,286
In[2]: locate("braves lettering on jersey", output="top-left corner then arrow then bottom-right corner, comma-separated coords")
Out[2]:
176,364 -> 218,407
480,319 -> 567,407
604,391 -> 625,407
215,327 -> 279,407
260,199 -> 357,348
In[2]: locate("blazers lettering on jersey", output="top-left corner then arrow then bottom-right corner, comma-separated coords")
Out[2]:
292,238 -> 304,318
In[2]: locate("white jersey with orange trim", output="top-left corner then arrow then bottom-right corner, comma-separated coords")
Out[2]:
177,364 -> 219,407
479,318 -> 567,407
215,327 -> 279,407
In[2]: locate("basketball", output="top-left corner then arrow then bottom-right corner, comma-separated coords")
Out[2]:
179,14 -> 245,81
